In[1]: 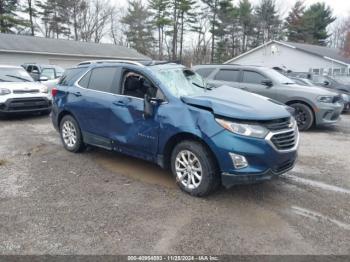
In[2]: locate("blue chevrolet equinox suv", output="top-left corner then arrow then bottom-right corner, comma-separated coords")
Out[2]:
51,61 -> 299,196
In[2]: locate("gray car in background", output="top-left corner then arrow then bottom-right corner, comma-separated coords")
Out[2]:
193,65 -> 343,131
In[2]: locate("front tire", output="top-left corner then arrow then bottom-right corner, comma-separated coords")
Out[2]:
171,140 -> 219,197
289,103 -> 314,131
59,115 -> 85,153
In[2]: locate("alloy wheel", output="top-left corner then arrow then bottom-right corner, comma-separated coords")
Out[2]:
62,120 -> 77,148
175,150 -> 203,190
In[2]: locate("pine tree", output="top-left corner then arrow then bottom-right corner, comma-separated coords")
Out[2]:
255,0 -> 281,44
284,1 -> 305,42
202,0 -> 220,63
122,0 -> 155,56
21,0 -> 39,35
215,0 -> 237,63
302,3 -> 335,45
178,0 -> 197,62
238,0 -> 254,52
0,0 -> 22,33
148,0 -> 171,60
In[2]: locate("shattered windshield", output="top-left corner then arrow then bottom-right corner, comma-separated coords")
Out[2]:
152,67 -> 207,98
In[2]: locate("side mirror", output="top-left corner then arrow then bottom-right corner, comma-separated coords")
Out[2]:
323,80 -> 330,86
39,76 -> 49,82
261,79 -> 273,87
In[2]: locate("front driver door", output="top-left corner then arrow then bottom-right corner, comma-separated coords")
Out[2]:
241,70 -> 277,99
109,70 -> 161,161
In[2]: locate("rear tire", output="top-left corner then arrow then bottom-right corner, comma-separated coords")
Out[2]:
59,115 -> 85,153
171,140 -> 220,197
289,103 -> 314,131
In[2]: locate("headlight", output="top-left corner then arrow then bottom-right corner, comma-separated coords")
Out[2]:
0,88 -> 11,95
317,96 -> 333,103
41,86 -> 48,93
341,94 -> 349,102
216,118 -> 269,138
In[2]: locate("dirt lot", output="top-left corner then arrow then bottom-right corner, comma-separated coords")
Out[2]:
0,114 -> 350,255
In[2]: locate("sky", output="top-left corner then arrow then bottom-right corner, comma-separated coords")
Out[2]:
113,0 -> 350,18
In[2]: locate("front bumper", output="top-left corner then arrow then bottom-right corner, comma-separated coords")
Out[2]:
208,128 -> 298,188
222,158 -> 296,187
315,103 -> 343,126
0,97 -> 52,114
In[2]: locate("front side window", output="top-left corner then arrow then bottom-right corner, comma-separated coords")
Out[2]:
122,71 -> 158,99
41,68 -> 56,80
0,67 -> 33,82
242,71 -> 265,84
215,69 -> 240,82
88,67 -> 118,93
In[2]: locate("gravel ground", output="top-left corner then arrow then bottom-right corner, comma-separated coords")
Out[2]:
0,114 -> 349,255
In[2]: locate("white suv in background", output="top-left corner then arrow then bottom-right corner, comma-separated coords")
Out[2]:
0,65 -> 52,117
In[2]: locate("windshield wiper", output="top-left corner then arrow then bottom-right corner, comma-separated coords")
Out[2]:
5,75 -> 31,82
282,82 -> 295,85
192,82 -> 212,90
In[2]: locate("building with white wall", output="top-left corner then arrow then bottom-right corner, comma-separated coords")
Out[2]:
225,40 -> 350,76
0,33 -> 150,68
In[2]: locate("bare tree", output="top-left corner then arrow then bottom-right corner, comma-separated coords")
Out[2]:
110,7 -> 127,46
79,0 -> 112,43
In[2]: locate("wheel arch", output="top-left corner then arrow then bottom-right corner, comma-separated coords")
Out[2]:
162,132 -> 220,171
57,110 -> 78,127
286,100 -> 316,123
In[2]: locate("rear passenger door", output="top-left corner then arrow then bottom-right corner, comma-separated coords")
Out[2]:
209,69 -> 242,89
70,66 -> 122,148
241,70 -> 275,99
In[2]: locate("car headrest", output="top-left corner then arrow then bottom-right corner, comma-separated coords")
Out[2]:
125,76 -> 141,91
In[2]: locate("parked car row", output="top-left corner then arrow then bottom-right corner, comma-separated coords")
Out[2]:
0,65 -> 52,117
0,60 -> 346,196
193,64 -> 344,131
287,72 -> 350,113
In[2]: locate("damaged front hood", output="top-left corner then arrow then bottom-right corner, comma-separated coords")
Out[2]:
181,85 -> 291,120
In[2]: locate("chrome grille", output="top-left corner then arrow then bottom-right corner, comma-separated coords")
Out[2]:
270,130 -> 297,150
13,89 -> 40,94
263,117 -> 292,131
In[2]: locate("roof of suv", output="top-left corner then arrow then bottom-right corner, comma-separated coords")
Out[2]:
75,60 -> 183,70
193,64 -> 265,70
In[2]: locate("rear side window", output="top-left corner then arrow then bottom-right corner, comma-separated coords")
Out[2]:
214,69 -> 240,82
78,71 -> 91,88
59,67 -> 87,86
242,71 -> 265,84
88,67 -> 119,93
195,68 -> 215,78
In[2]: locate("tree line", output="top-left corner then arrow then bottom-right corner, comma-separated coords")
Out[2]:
0,0 -> 348,65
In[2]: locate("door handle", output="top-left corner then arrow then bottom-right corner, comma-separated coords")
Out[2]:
113,100 -> 127,107
72,91 -> 82,97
